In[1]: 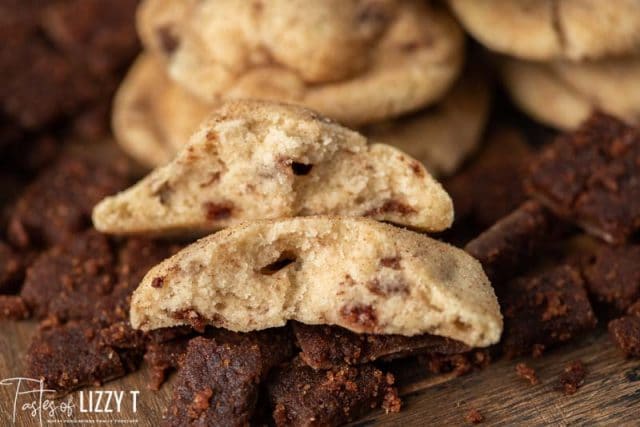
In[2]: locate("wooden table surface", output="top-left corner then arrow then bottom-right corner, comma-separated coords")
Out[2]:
1,320 -> 638,426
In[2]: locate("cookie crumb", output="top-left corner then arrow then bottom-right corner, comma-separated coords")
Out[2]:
515,362 -> 539,385
465,408 -> 484,424
557,360 -> 586,395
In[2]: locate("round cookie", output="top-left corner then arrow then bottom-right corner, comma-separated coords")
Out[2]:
500,58 -> 592,130
112,54 -> 212,168
552,57 -> 640,124
137,0 -> 464,126
448,0 -> 640,61
365,67 -> 491,177
500,57 -> 640,129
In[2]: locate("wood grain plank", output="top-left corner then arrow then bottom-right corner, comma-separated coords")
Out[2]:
1,322 -> 638,426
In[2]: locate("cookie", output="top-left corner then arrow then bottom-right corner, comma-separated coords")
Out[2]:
130,216 -> 502,347
551,57 -> 640,124
112,54 -> 211,168
94,100 -> 454,237
501,56 -> 640,129
137,0 -> 464,126
500,57 -> 592,130
449,0 -> 640,61
365,66 -> 491,177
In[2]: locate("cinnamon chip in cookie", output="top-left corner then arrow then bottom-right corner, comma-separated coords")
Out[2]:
130,217 -> 502,348
94,100 -> 454,237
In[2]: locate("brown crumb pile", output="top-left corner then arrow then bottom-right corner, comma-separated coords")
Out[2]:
465,408 -> 484,424
557,360 -> 587,395
515,362 -> 539,385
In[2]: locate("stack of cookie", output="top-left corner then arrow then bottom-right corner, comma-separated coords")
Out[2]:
93,99 -> 503,425
114,0 -> 491,176
449,0 -> 640,130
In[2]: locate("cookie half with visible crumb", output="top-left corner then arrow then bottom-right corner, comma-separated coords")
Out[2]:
112,54 -> 211,168
365,66 -> 491,177
94,100 -> 454,237
130,216 -> 502,348
137,0 -> 464,125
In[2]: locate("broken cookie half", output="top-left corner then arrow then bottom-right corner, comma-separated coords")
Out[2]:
93,100 -> 454,237
130,217 -> 502,348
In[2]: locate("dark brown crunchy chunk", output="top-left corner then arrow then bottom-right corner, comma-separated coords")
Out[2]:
268,361 -> 401,427
446,127 -> 532,232
465,200 -> 559,284
557,360 -> 587,395
527,113 -> 640,244
293,322 -> 468,369
20,230 -> 115,320
500,264 -> 597,358
145,336 -> 193,390
26,322 -> 127,393
582,244 -> 640,313
0,0 -> 138,131
465,408 -> 484,424
0,295 -> 29,320
8,155 -> 129,249
165,330 -> 293,427
608,316 -> 640,357
515,362 -> 539,385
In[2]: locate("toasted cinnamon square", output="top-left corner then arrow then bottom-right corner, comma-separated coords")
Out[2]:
500,264 -> 597,358
267,361 -> 400,427
527,113 -> 640,244
165,330 -> 293,426
582,244 -> 640,313
20,230 -> 115,320
293,322 -> 468,369
7,155 -> 129,249
26,321 -> 127,394
465,200 -> 559,284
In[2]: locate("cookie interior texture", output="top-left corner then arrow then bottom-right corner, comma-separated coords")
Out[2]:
130,216 -> 502,348
94,100 -> 454,237
137,0 -> 464,126
448,0 -> 640,61
500,56 -> 640,130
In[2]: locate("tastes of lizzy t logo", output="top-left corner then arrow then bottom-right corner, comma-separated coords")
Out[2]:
0,377 -> 140,425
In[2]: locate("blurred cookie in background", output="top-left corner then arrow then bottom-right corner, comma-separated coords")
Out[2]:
137,0 -> 464,126
500,56 -> 640,130
365,66 -> 491,177
112,54 -> 211,168
448,0 -> 640,61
